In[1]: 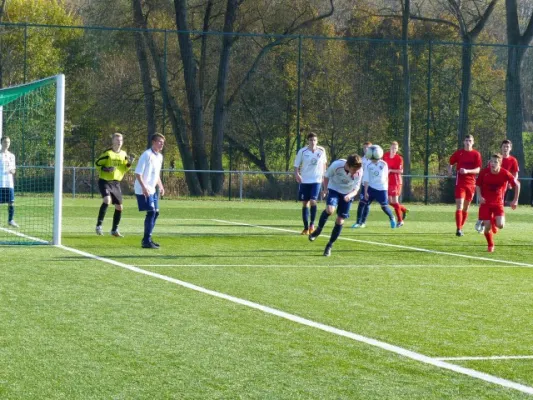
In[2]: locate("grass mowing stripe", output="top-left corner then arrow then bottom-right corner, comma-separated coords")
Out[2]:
436,356 -> 533,361
213,219 -> 533,268
51,243 -> 533,395
137,263 -> 532,268
0,226 -> 49,244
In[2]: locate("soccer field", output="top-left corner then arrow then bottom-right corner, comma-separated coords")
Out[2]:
2,198 -> 533,399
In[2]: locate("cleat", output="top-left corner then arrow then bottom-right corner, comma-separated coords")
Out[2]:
301,229 -> 309,235
110,230 -> 124,238
491,225 -> 499,234
323,244 -> 332,257
456,229 -> 464,237
309,224 -> 315,234
402,208 -> 410,220
95,226 -> 103,236
142,241 -> 159,249
8,220 -> 19,228
474,220 -> 484,233
390,219 -> 396,229
150,240 -> 160,248
351,223 -> 366,228
308,233 -> 317,242
487,245 -> 495,253
396,221 -> 404,228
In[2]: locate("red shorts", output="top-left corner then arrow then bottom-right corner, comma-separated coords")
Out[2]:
478,203 -> 505,220
455,185 -> 475,202
388,184 -> 402,197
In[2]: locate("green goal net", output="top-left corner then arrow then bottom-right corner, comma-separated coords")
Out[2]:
0,75 -> 65,245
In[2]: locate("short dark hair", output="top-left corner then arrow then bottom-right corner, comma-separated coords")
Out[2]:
307,132 -> 317,140
464,134 -> 474,140
491,153 -> 502,161
346,154 -> 362,169
1,136 -> 10,143
151,133 -> 165,142
501,139 -> 512,147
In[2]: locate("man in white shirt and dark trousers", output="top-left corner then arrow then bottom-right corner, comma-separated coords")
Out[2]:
308,154 -> 363,256
135,133 -> 165,249
294,132 -> 327,235
0,137 -> 19,227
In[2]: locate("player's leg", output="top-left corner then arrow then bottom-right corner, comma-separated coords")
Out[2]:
352,191 -> 366,227
389,192 -> 403,226
110,184 -> 124,237
299,184 -> 311,234
323,198 -> 351,256
6,188 -> 18,227
137,194 -> 158,248
96,180 -> 111,235
309,190 -> 336,241
479,205 -> 494,252
454,186 -> 465,236
374,189 -> 396,228
309,183 -> 321,233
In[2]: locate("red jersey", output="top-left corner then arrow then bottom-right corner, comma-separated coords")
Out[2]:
383,152 -> 403,187
501,156 -> 519,177
476,167 -> 516,206
449,149 -> 482,187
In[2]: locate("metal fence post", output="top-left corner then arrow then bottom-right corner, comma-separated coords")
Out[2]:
72,167 -> 76,198
239,172 -> 243,201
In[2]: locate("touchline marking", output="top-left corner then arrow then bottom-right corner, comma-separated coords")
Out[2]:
436,356 -> 533,361
136,264 -> 521,269
212,219 -> 533,268
46,243 -> 533,395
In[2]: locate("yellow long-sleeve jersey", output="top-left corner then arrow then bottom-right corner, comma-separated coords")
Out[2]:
95,148 -> 131,181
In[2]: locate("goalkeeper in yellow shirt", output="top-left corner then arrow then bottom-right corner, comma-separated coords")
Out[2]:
95,132 -> 135,237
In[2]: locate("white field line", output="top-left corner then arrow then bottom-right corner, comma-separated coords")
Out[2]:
6,227 -> 533,394
45,243 -> 532,395
0,227 -> 50,244
212,219 -> 533,268
436,356 -> 533,361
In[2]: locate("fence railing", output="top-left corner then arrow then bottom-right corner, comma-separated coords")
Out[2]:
14,166 -> 533,204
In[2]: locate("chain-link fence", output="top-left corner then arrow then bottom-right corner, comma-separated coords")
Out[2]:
2,23 -> 533,203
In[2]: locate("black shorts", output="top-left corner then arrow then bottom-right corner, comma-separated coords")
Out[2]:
98,179 -> 123,205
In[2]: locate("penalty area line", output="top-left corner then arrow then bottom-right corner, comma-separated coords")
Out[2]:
212,219 -> 533,268
45,243 -> 533,395
436,355 -> 533,361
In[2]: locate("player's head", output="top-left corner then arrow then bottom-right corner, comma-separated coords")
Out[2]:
501,139 -> 512,156
346,153 -> 362,174
489,153 -> 502,171
389,141 -> 399,154
151,133 -> 165,153
463,135 -> 474,150
111,132 -> 123,150
362,141 -> 372,155
1,136 -> 10,150
307,132 -> 318,148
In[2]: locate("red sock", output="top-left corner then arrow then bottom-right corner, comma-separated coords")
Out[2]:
462,210 -> 468,228
392,203 -> 402,222
484,231 -> 494,247
400,205 -> 407,213
455,210 -> 463,229
491,216 -> 498,234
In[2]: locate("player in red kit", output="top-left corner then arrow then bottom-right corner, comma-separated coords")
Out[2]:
476,153 -> 520,252
448,135 -> 482,237
383,141 -> 408,227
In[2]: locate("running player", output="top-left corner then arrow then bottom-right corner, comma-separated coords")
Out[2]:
352,141 -> 373,228
447,135 -> 482,237
383,141 -> 409,227
476,153 -> 520,252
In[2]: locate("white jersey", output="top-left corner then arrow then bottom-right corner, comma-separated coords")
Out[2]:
0,150 -> 16,188
363,160 -> 388,191
134,148 -> 163,195
294,146 -> 327,183
362,155 -> 372,170
326,159 -> 363,195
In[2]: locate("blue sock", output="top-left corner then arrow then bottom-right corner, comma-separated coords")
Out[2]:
318,210 -> 329,229
361,202 -> 370,223
302,207 -> 309,229
381,205 -> 394,220
329,223 -> 343,244
143,211 -> 155,243
310,205 -> 317,225
8,204 -> 14,221
356,201 -> 364,223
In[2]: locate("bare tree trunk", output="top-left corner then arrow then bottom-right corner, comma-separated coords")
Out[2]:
132,0 -> 156,147
457,38 -> 472,147
401,0 -> 412,201
210,0 -> 238,194
174,0 -> 210,194
0,0 -> 7,88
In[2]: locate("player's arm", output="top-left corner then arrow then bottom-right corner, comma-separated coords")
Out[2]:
447,164 -> 454,176
157,176 -> 165,197
475,184 -> 485,204
9,156 -> 16,175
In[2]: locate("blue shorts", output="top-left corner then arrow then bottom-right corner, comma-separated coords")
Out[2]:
0,188 -> 15,204
136,193 -> 159,212
298,183 -> 321,201
366,186 -> 389,206
326,189 -> 353,219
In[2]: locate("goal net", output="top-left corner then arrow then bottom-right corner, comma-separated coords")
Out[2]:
0,75 -> 65,245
